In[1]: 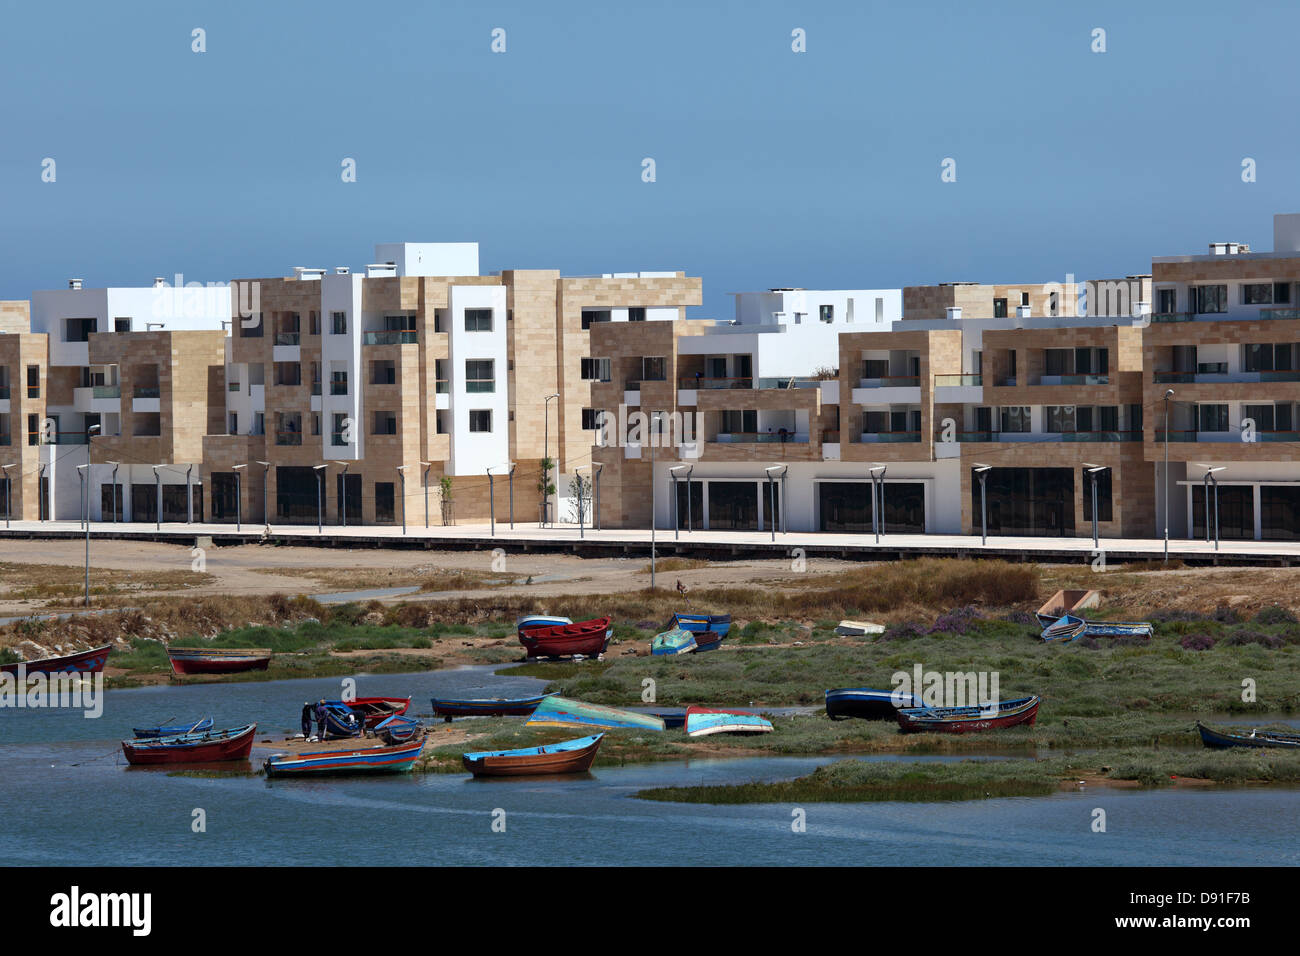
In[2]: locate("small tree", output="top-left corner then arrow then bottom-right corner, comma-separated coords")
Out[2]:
438,475 -> 454,526
565,472 -> 591,525
538,456 -> 555,525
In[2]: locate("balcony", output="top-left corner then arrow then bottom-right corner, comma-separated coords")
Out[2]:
858,375 -> 921,388
1157,429 -> 1300,443
41,431 -> 90,445
435,380 -> 448,394
1260,308 -> 1300,320
1151,312 -> 1194,323
362,330 -> 417,346
713,432 -> 809,444
133,386 -> 160,399
1034,374 -> 1109,386
274,332 -> 301,346
934,374 -> 983,387
92,385 -> 121,399
465,381 -> 495,393
1154,370 -> 1300,384
0,386 -> 8,399
859,431 -> 921,443
275,431 -> 303,446
678,376 -> 753,389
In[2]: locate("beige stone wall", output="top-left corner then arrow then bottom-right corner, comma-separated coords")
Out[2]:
0,333 -> 47,519
0,300 -> 30,334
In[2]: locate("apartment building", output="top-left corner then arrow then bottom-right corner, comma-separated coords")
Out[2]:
0,243 -> 700,525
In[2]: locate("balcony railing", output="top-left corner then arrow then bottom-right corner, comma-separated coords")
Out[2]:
41,431 -> 90,445
1260,308 -> 1300,320
1151,312 -> 1194,323
712,432 -> 808,444
0,434 -> 10,446
133,386 -> 160,399
274,332 -> 301,346
1157,429 -> 1300,443
362,330 -> 417,345
275,430 -> 303,446
92,385 -> 121,399
756,377 -> 824,389
330,382 -> 348,395
311,382 -> 321,395
934,374 -> 983,387
435,380 -> 448,393
228,382 -> 241,392
1154,370 -> 1300,384
465,381 -> 495,393
860,431 -> 922,443
679,376 -> 753,389
1059,430 -> 1142,443
937,429 -> 1142,443
858,376 -> 921,388
1035,374 -> 1109,386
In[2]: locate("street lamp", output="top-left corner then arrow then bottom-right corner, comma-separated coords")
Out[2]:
592,462 -> 603,531
82,423 -> 100,529
486,465 -> 496,538
313,464 -> 327,534
395,465 -> 409,535
543,393 -> 559,527
106,461 -> 120,523
151,464 -> 162,530
419,461 -> 432,529
1195,463 -> 1226,551
1163,389 -> 1174,563
232,464 -> 246,532
1,463 -> 13,529
649,410 -> 662,589
76,463 -> 91,606
507,461 -> 516,529
1083,463 -> 1108,550
669,464 -> 692,540
256,460 -> 271,532
973,463 -> 992,546
868,463 -> 886,544
765,465 -> 788,542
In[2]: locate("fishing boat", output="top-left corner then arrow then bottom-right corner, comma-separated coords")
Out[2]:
429,692 -> 552,721
684,705 -> 774,737
1040,614 -> 1087,642
670,613 -> 731,652
517,614 -> 572,630
121,723 -> 257,765
1081,620 -> 1154,639
264,737 -> 426,777
834,620 -> 885,637
1197,722 -> 1300,750
651,626 -> 697,656
462,733 -> 604,777
0,643 -> 112,676
896,695 -> 1041,734
166,646 -> 272,675
132,717 -> 213,738
649,709 -> 687,729
1035,589 -> 1101,628
374,713 -> 422,744
319,702 -> 363,738
527,695 -> 665,731
518,616 -> 612,659
824,687 -> 918,720
339,696 -> 411,727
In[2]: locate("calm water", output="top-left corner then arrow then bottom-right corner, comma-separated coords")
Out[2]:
2,667 -> 1297,866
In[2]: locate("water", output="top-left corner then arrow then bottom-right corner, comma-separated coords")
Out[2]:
2,668 -> 1297,866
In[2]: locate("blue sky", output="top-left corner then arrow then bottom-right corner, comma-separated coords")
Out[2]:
2,0 -> 1298,317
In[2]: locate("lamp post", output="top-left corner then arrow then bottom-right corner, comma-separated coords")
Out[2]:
1196,463 -> 1226,551
338,462 -> 349,528
507,461 -> 516,529
650,411 -> 662,589
420,461 -> 432,530
543,392 -> 559,527
868,463 -> 886,544
256,460 -> 271,532
107,461 -> 120,523
669,465 -> 692,539
152,464 -> 162,530
185,464 -> 194,523
486,465 -> 496,538
37,463 -> 46,522
1083,463 -> 1108,550
1163,388 -> 1174,563
314,464 -> 327,534
592,462 -> 603,531
973,463 -> 991,546
232,464 -> 246,532
1,463 -> 13,529
396,465 -> 408,535
765,465 -> 788,542
76,463 -> 91,605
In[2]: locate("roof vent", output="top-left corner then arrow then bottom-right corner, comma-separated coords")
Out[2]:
335,267 -> 350,275
68,278 -> 83,290
1209,242 -> 1250,255
153,277 -> 166,288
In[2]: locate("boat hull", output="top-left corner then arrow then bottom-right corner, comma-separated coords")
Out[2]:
463,734 -> 604,777
264,738 -> 426,776
1197,722 -> 1300,750
651,627 -> 697,655
896,696 -> 1041,734
430,693 -> 551,719
825,688 -> 917,720
167,647 -> 272,675
684,706 -> 773,737
671,613 -> 730,652
527,695 -> 665,731
342,696 -> 411,727
122,723 -> 257,765
0,643 -> 112,676
518,617 -> 612,659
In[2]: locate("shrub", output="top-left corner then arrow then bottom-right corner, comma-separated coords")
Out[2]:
929,606 -> 983,635
1224,630 -> 1284,649
1255,605 -> 1298,627
1179,633 -> 1216,651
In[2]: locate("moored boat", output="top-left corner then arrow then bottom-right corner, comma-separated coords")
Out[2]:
462,733 -> 604,777
319,702 -> 363,738
341,696 -> 411,727
649,709 -> 687,729
518,616 -> 612,659
121,723 -> 257,765
374,713 -> 421,744
684,705 -> 774,737
671,613 -> 731,652
264,737 -> 426,777
824,687 -> 918,720
1197,721 -> 1300,750
132,717 -> 213,738
166,646 -> 272,675
527,695 -> 665,731
896,695 -> 1040,734
430,692 -> 552,720
1040,614 -> 1086,642
651,626 -> 697,656
0,643 -> 112,676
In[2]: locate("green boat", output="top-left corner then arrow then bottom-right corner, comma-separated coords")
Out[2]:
526,696 -> 666,732
651,626 -> 698,656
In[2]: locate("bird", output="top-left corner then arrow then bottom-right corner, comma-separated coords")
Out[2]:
676,579 -> 688,596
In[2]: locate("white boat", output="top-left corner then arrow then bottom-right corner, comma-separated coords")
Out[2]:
835,620 -> 884,637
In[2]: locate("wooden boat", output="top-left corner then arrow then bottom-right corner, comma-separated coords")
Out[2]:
462,733 -> 604,777
825,687 -> 918,720
684,705 -> 774,737
166,646 -> 272,675
1197,722 -> 1300,750
0,643 -> 112,675
896,696 -> 1040,734
1035,589 -> 1100,628
527,695 -> 665,731
121,723 -> 257,765
517,614 -> 572,630
264,737 -> 426,777
671,613 -> 731,652
518,616 -> 612,659
834,620 -> 885,637
1081,620 -> 1153,639
1040,614 -> 1087,642
429,692 -> 552,720
649,709 -> 687,729
374,713 -> 421,744
340,696 -> 411,727
320,702 -> 363,738
132,717 -> 213,738
651,626 -> 698,656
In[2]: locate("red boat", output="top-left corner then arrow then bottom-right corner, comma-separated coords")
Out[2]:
166,646 -> 272,675
0,643 -> 112,676
895,695 -> 1041,734
344,696 -> 411,727
121,723 -> 257,765
518,616 -> 612,659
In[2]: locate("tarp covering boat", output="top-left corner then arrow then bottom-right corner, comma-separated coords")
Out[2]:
896,695 -> 1040,734
526,696 -> 665,731
462,733 -> 604,777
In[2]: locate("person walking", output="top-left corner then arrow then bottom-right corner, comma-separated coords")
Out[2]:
300,701 -> 313,738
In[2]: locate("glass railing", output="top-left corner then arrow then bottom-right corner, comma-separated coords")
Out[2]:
330,383 -> 348,395
275,431 -> 303,446
92,385 -> 121,398
678,376 -> 753,389
860,431 -> 922,443
756,377 -> 824,389
311,383 -> 321,395
1260,308 -> 1300,320
362,330 -> 417,345
1155,370 -> 1300,384
228,382 -> 241,392
465,381 -> 495,393
713,432 -> 809,444
41,432 -> 89,445
1036,374 -> 1109,386
133,386 -> 160,399
435,380 -> 448,393
1060,430 -> 1142,442
858,376 -> 921,388
1151,312 -> 1194,323
934,374 -> 983,387
274,332 -> 301,346
0,386 -> 9,399
0,434 -> 10,446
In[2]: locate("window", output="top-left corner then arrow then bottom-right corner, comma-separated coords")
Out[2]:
1000,406 -> 1031,433
581,408 -> 601,430
1046,406 -> 1076,432
240,314 -> 264,338
311,413 -> 320,436
372,410 -> 397,435
1193,285 -> 1228,314
1044,349 -> 1071,376
1020,292 -> 1030,306
720,409 -> 757,434
228,412 -> 238,436
309,312 -> 321,335
27,413 -> 40,446
628,307 -> 646,322
464,309 -> 493,332
114,318 -> 131,333
384,313 -> 416,332
993,298 -> 1008,319
1276,283 -> 1292,304
581,310 -> 612,329
1156,288 -> 1177,314
1244,404 -> 1275,432
330,370 -> 348,395
469,409 -> 492,433
65,318 -> 96,342
274,362 -> 301,386
642,356 -> 666,381
1098,405 -> 1119,432
370,360 -> 396,385
1244,344 -> 1275,372
1196,404 -> 1230,432
581,357 -> 611,382
436,410 -> 449,434
332,413 -> 349,446
26,365 -> 39,398
331,311 -> 348,335
1243,283 -> 1274,305
465,359 -> 495,392
819,304 -> 834,323
375,483 -> 395,523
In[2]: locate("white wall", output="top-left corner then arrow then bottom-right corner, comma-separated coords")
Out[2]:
447,284 -> 509,476
374,243 -> 479,277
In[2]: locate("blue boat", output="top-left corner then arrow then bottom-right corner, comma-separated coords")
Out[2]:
374,713 -> 421,744
651,626 -> 697,656
649,709 -> 687,729
132,717 -> 214,738
264,737 -> 426,777
462,734 -> 604,776
1040,614 -> 1087,642
319,702 -> 363,738
1197,722 -> 1300,750
671,613 -> 731,652
527,696 -> 666,731
684,706 -> 773,737
824,688 -> 917,720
